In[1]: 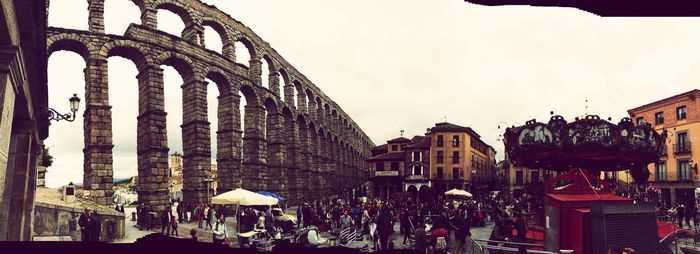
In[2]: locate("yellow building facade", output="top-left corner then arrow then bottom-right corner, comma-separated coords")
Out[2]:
628,89 -> 700,205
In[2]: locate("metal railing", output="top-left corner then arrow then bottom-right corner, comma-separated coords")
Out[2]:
470,238 -> 572,254
675,142 -> 692,154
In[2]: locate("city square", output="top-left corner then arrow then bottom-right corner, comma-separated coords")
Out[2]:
2,1 -> 700,254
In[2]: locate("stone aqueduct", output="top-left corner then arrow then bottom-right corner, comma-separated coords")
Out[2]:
46,0 -> 374,212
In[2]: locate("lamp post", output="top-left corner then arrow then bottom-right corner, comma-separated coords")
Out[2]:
203,178 -> 213,203
48,93 -> 81,122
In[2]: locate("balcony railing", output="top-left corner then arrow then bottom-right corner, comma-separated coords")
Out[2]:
675,142 -> 692,154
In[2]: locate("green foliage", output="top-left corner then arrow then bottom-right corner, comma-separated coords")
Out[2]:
42,146 -> 53,167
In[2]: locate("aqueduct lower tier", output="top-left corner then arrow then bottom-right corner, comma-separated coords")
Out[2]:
46,0 -> 374,214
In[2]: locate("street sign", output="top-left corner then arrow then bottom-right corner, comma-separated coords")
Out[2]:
374,171 -> 399,177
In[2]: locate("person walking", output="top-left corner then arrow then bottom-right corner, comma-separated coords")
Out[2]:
206,204 -> 214,230
377,205 -> 394,250
90,211 -> 102,242
514,212 -> 528,254
212,214 -> 228,244
454,209 -> 471,254
171,214 -> 179,236
78,208 -> 92,242
176,202 -> 183,223
401,208 -> 411,245
414,224 -> 427,254
161,207 -> 171,235
678,204 -> 686,228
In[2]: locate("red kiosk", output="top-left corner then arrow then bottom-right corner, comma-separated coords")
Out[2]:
503,114 -> 669,253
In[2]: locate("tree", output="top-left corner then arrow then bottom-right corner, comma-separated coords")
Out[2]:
42,146 -> 53,167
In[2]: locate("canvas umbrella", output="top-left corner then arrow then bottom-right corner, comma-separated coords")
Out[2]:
211,188 -> 278,234
444,189 -> 473,197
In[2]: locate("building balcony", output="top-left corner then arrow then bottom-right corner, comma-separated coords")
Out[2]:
675,142 -> 692,154
406,174 -> 428,180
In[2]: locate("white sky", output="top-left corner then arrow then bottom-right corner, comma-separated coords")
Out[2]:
45,0 -> 700,188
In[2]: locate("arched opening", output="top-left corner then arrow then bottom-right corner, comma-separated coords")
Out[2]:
48,0 -> 88,30
156,9 -> 185,37
305,90 -> 314,115
202,25 -> 223,54
162,65 -> 184,158
259,56 -> 272,90
45,51 -> 86,188
282,107 -> 297,199
293,81 -> 303,111
278,69 -> 289,103
234,40 -> 252,67
205,77 -> 221,164
408,185 -> 418,201
104,0 -> 141,35
106,54 -> 139,183
316,97 -> 323,122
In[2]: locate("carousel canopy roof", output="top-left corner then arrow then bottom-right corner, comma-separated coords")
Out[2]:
502,114 -> 666,182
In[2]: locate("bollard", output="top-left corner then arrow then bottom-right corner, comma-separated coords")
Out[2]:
131,212 -> 136,221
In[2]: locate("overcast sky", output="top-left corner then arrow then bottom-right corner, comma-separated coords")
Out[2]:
45,0 -> 700,188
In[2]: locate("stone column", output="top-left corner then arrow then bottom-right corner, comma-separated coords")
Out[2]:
296,86 -> 307,113
5,121 -> 33,241
0,46 -> 18,241
215,93 -> 242,193
222,42 -> 235,62
181,77 -> 212,204
88,0 -> 105,33
241,104 -> 267,191
284,83 -> 294,106
265,111 -> 287,196
269,72 -> 281,97
22,143 -> 39,240
284,114 -> 299,201
309,131 -> 320,198
136,65 -> 170,220
83,58 -> 114,205
307,96 -> 317,121
140,6 -> 157,29
249,59 -> 263,87
182,22 -> 203,46
297,122 -> 311,199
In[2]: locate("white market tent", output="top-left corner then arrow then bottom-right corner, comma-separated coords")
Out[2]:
444,188 -> 473,198
212,188 -> 278,206
211,188 -> 278,234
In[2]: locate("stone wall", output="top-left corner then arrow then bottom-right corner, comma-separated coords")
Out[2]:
33,202 -> 125,242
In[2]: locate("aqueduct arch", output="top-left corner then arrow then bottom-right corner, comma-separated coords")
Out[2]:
47,0 -> 374,214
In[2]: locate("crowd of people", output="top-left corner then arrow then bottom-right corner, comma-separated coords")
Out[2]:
136,201 -> 229,244
291,194 -> 535,253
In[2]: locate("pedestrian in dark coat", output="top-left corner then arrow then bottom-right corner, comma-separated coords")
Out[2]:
78,208 -> 92,242
514,212 -> 528,254
414,224 -> 427,254
206,205 -> 214,230
377,206 -> 394,250
678,204 -> 686,228
90,212 -> 101,242
161,208 -> 171,235
454,210 -> 472,254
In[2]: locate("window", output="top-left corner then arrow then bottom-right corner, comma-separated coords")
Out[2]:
679,160 -> 692,181
436,151 -> 444,163
391,162 -> 399,170
452,168 -> 460,180
636,117 -> 646,125
452,151 -> 460,164
516,171 -> 523,185
452,135 -> 460,147
531,170 -> 539,183
677,106 -> 687,120
677,132 -> 690,153
412,151 -> 421,162
437,167 -> 443,179
391,145 -> 398,151
375,163 -> 384,171
655,162 -> 667,181
437,135 -> 444,147
655,112 -> 664,124
413,165 -> 422,175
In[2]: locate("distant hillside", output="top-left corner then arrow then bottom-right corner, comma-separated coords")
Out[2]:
114,177 -> 133,184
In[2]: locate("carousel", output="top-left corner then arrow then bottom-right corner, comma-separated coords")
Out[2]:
501,113 -> 680,254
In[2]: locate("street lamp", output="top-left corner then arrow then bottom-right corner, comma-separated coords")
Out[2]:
48,93 -> 81,122
203,178 -> 213,202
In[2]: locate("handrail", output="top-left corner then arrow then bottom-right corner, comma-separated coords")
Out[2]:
473,238 -> 546,247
